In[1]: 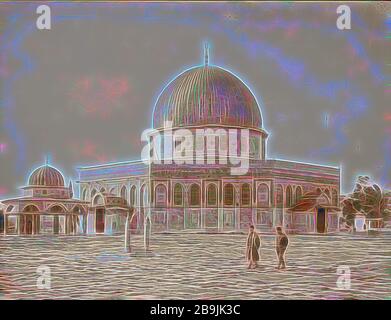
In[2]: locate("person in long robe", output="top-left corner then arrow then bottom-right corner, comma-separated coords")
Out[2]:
245,225 -> 261,269
275,226 -> 289,270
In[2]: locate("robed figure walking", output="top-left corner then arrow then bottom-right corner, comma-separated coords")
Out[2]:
275,226 -> 289,270
245,225 -> 261,269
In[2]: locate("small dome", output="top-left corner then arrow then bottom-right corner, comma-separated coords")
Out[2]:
28,165 -> 65,187
152,64 -> 262,130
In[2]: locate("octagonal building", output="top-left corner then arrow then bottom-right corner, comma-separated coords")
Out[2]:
75,45 -> 342,235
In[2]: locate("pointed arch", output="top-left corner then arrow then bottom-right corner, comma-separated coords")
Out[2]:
155,184 -> 167,208
120,185 -> 128,201
173,183 -> 183,206
207,183 -> 217,207
224,183 -> 234,206
275,184 -> 284,208
286,185 -> 293,208
257,183 -> 269,207
92,194 -> 105,206
130,185 -> 136,206
295,186 -> 303,204
241,183 -> 251,206
189,184 -> 201,207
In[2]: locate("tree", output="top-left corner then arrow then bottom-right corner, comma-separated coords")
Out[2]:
342,176 -> 390,227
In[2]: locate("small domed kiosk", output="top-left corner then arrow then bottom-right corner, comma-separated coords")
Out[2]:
1,161 -> 89,235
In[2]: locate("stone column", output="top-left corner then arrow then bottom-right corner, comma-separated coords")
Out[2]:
36,215 -> 40,234
4,214 -> 7,235
65,215 -> 68,234
254,208 -> 258,227
235,185 -> 241,231
337,213 -> 340,232
18,215 -> 22,235
235,208 -> 240,231
218,208 -> 222,231
183,185 -> 188,230
124,209 -> 131,252
32,214 -> 35,235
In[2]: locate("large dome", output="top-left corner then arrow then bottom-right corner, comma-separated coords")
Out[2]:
28,165 -> 65,187
152,64 -> 262,130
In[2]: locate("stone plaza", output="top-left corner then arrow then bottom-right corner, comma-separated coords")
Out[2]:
1,232 -> 390,300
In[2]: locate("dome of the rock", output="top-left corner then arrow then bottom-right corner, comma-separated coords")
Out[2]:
152,64 -> 262,130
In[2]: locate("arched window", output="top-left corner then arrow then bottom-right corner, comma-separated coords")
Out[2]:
224,184 -> 234,206
275,184 -> 283,208
257,184 -> 269,207
120,186 -> 127,201
173,184 -> 183,206
286,186 -> 292,208
155,184 -> 167,208
207,184 -> 217,207
93,195 -> 104,206
295,186 -> 303,204
190,184 -> 201,207
241,183 -> 251,206
100,187 -> 106,193
23,205 -> 39,212
130,186 -> 136,206
332,189 -> 338,206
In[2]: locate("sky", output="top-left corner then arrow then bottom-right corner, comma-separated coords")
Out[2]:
0,1 -> 390,198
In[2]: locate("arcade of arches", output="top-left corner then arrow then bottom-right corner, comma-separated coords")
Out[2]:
79,179 -> 340,234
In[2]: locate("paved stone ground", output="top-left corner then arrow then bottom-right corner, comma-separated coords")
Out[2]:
0,232 -> 390,299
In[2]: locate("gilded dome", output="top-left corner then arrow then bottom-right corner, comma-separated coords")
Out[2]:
28,165 -> 65,187
152,63 -> 262,130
